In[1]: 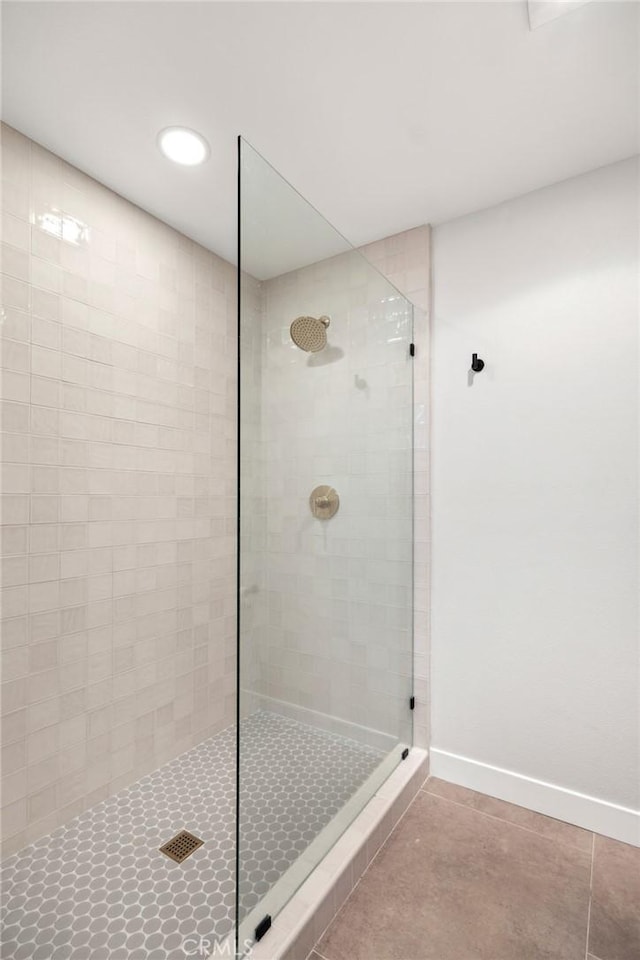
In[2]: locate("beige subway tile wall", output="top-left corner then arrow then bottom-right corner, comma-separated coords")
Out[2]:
246,229 -> 430,749
360,226 -> 430,749
0,124 -> 237,858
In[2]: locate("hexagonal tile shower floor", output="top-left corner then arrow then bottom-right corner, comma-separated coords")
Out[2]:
0,712 -> 384,960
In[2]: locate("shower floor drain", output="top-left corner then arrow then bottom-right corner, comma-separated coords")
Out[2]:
159,830 -> 204,863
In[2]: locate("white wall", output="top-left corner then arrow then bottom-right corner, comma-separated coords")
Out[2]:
431,158 -> 639,843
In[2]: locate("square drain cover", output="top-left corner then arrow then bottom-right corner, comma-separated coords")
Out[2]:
160,830 -> 203,863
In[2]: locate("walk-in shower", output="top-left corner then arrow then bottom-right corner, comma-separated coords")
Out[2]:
0,127 -> 416,959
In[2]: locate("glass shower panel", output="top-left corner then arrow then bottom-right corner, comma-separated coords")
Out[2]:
237,138 -> 414,950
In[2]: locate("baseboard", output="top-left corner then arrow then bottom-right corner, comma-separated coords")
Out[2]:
430,748 -> 640,847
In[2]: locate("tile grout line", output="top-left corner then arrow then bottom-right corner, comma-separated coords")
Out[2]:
420,783 -> 593,854
584,831 -> 596,960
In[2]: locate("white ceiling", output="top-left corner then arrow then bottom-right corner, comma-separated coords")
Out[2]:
2,1 -> 638,277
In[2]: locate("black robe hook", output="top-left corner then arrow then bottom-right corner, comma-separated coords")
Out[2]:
471,353 -> 485,373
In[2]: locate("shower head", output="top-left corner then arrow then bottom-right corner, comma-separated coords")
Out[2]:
290,315 -> 331,352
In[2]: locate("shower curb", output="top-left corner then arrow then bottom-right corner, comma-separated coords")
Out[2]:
245,747 -> 429,960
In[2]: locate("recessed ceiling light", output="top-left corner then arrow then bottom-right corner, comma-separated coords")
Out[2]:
158,126 -> 210,166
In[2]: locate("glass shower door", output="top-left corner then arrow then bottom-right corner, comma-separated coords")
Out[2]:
236,137 -> 414,951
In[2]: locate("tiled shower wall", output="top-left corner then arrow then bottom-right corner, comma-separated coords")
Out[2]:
0,124 -> 237,858
248,227 -> 430,748
360,227 -> 430,749
238,270 -> 265,706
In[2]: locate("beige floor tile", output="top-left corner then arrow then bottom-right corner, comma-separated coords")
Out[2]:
423,777 -> 593,852
317,791 -> 591,960
588,834 -> 640,960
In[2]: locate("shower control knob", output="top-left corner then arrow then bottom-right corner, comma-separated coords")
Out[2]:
310,485 -> 339,520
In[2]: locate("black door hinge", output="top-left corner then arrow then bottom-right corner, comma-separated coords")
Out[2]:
409,696 -> 415,710
401,747 -> 409,760
255,915 -> 271,942
409,343 -> 415,357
